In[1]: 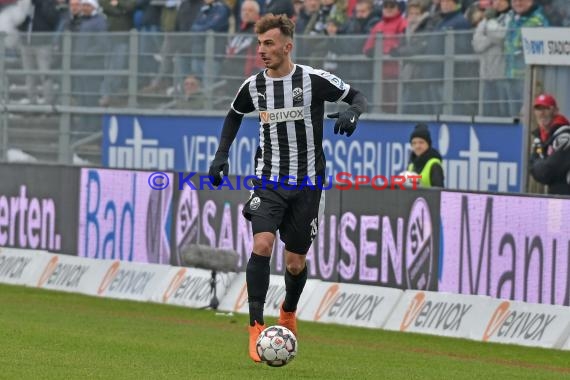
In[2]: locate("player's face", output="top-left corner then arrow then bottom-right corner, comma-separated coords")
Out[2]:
411,138 -> 429,156
534,106 -> 556,129
257,28 -> 293,70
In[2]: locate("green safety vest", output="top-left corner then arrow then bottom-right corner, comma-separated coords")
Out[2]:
408,158 -> 442,188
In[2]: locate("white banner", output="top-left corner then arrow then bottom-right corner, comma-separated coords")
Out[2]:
564,336 -> 570,350
384,290 -> 498,340
0,248 -> 47,286
34,253 -> 111,296
160,267 -> 237,308
481,300 -> 570,349
96,260 -> 172,301
522,28 -> 570,66
217,273 -> 318,317
297,282 -> 403,328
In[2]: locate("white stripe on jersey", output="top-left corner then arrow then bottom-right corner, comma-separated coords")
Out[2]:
302,69 -> 316,181
283,79 -> 299,182
265,80 -> 281,180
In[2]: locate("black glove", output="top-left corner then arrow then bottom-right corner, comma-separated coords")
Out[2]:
327,106 -> 360,137
208,151 -> 229,186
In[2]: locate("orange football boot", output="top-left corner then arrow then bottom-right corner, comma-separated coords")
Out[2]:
248,321 -> 265,362
278,303 -> 297,336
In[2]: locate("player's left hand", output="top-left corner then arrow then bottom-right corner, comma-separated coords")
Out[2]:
327,107 -> 359,137
208,151 -> 229,186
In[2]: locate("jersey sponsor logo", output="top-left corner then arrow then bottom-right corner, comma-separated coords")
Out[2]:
259,107 -> 304,124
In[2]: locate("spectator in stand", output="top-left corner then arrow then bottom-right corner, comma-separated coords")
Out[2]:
17,0 -> 60,105
0,0 -> 30,50
56,0 -> 82,40
219,0 -> 263,93
310,0 -> 347,36
295,0 -> 321,34
429,0 -> 441,14
422,0 -> 470,114
140,0 -> 181,94
363,0 -> 407,113
391,0 -> 436,114
333,0 -> 379,100
369,0 -> 406,18
134,0 -> 162,85
302,0 -> 347,68
262,0 -> 294,17
504,0 -> 548,117
529,93 -> 570,195
168,74 -> 205,109
55,0 -> 69,27
232,0 -> 262,27
189,0 -> 230,87
293,0 -> 304,19
471,0 -> 511,116
73,0 -> 108,107
465,1 -> 485,27
339,0 -> 380,44
99,0 -> 137,107
537,0 -> 563,26
170,0 -> 203,96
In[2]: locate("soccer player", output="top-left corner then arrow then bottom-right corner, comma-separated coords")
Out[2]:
208,13 -> 368,363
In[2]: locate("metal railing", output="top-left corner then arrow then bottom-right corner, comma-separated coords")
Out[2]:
0,30 -> 523,165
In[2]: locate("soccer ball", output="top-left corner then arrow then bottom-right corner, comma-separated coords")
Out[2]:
399,170 -> 420,188
256,325 -> 297,367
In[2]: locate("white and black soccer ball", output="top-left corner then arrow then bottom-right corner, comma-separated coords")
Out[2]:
256,325 -> 297,367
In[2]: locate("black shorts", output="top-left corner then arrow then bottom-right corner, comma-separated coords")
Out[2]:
242,178 -> 325,254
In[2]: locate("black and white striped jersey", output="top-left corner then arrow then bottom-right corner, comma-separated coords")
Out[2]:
231,64 -> 350,184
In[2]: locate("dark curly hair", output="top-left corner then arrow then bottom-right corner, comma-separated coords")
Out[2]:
254,13 -> 295,39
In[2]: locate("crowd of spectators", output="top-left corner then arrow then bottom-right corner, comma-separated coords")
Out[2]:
1,0 -> 569,114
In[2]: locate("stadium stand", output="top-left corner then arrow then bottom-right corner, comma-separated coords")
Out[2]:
0,0 -> 569,164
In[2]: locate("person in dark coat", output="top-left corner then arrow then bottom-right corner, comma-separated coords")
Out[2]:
529,93 -> 570,196
406,123 -> 444,187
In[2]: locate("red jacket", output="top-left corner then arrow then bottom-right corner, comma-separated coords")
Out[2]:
363,12 -> 407,54
363,12 -> 407,78
539,114 -> 570,142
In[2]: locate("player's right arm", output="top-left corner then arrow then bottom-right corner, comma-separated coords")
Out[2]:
209,78 -> 256,186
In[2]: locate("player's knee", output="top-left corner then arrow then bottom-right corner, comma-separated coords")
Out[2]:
253,240 -> 273,255
286,262 -> 305,276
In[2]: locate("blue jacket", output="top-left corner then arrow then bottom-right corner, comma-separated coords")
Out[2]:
73,13 -> 108,68
190,1 -> 230,33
